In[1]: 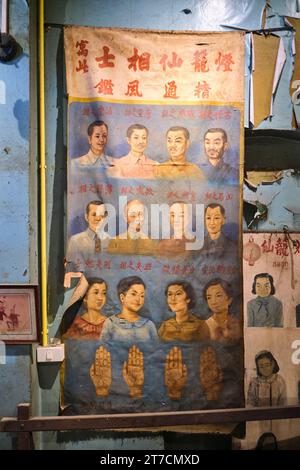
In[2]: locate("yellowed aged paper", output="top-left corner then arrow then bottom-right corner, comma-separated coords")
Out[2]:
64,26 -> 244,103
252,34 -> 280,127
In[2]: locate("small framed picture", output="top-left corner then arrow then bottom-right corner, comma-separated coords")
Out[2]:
0,286 -> 39,343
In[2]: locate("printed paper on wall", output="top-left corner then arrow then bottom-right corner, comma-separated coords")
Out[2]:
62,26 -> 245,415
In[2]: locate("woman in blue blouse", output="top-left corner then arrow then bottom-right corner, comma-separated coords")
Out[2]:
101,275 -> 158,344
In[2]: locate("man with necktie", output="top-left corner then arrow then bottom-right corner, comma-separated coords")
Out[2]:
65,199 -> 110,277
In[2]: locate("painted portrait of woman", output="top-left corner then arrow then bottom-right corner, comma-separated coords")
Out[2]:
62,277 -> 108,340
247,350 -> 287,407
203,277 -> 241,343
100,275 -> 158,344
247,273 -> 283,327
158,280 -> 210,342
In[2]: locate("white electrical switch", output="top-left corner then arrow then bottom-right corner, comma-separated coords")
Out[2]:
37,343 -> 65,363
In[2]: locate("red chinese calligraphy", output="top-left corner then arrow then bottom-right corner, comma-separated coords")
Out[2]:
274,237 -> 289,257
119,261 -> 152,271
120,185 -> 154,196
125,80 -> 143,97
76,59 -> 88,73
85,258 -> 94,268
120,186 -> 135,195
261,239 -> 274,253
95,46 -> 115,68
97,105 -> 113,115
163,80 -> 179,99
78,183 -> 112,195
135,261 -> 143,272
94,79 -> 114,95
205,191 -> 232,201
104,260 -> 111,270
162,264 -> 195,276
96,259 -> 102,269
128,48 -> 151,71
76,40 -> 89,57
192,50 -> 209,72
163,264 -> 171,274
293,240 -> 300,254
215,52 -> 234,71
124,107 -> 152,119
166,190 -> 196,202
159,52 -> 183,72
194,80 -> 211,99
202,264 -> 237,275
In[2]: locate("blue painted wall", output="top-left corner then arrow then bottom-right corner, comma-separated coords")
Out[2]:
0,0 -> 32,283
1,0 -> 300,450
0,0 -> 34,450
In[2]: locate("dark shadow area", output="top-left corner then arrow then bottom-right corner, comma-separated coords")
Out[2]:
255,432 -> 278,450
56,429 -> 163,444
6,344 -> 31,357
163,431 -> 232,450
37,362 -> 61,389
245,129 -> 300,170
296,304 -> 300,327
47,26 -> 67,324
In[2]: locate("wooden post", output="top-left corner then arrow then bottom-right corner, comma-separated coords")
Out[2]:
17,403 -> 33,450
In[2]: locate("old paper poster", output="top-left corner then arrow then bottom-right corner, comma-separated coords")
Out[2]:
243,232 -> 300,447
62,26 -> 244,414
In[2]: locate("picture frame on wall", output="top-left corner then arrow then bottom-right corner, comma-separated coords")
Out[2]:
0,286 -> 39,343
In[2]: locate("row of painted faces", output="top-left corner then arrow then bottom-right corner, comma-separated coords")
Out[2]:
77,199 -> 229,240
72,121 -> 238,182
62,275 -> 241,344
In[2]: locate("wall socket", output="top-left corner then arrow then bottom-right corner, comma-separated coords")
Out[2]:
36,344 -> 65,363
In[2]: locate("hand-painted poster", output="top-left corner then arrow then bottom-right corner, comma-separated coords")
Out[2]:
62,26 -> 244,415
242,232 -> 300,448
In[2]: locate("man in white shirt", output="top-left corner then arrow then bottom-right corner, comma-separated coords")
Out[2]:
74,120 -> 114,169
108,124 -> 157,179
65,199 -> 110,275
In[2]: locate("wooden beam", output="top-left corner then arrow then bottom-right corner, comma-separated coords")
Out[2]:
1,405 -> 300,433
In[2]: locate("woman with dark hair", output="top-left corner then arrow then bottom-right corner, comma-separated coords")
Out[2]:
203,277 -> 241,343
158,280 -> 210,342
100,275 -> 158,343
247,273 -> 283,327
247,350 -> 287,407
63,277 -> 108,340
